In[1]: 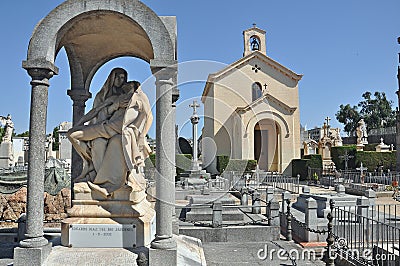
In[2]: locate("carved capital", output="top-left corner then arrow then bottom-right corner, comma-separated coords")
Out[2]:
150,62 -> 177,84
27,68 -> 55,87
67,89 -> 92,104
190,115 -> 200,124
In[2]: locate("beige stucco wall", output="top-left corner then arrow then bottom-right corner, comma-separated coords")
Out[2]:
202,53 -> 301,175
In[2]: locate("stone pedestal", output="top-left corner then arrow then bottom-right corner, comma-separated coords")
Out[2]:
0,142 -> 13,168
61,183 -> 156,248
14,243 -> 52,266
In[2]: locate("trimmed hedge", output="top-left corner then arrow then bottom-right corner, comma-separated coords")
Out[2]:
364,143 -> 379,151
303,154 -> 323,169
292,159 -> 308,180
331,145 -> 396,171
144,153 -> 193,177
355,151 -> 396,171
216,155 -> 257,173
331,145 -> 357,170
292,154 -> 322,180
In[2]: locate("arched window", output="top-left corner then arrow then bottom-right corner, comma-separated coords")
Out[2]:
252,82 -> 262,101
250,36 -> 260,51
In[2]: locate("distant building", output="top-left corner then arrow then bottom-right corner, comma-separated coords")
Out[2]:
12,137 -> 29,167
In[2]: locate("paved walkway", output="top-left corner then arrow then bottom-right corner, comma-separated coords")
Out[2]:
1,239 -> 326,266
203,239 -> 326,266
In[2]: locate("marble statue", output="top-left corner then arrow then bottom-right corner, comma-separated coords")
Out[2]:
356,118 -> 368,145
0,114 -> 14,143
67,68 -> 153,202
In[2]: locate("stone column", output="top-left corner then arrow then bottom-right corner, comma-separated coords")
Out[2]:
171,83 -> 180,235
14,67 -> 56,266
305,197 -> 318,242
266,186 -> 274,203
150,63 -> 177,250
189,100 -> 201,171
67,89 -> 92,180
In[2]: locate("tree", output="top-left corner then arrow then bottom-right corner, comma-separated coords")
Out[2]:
358,91 -> 396,129
15,131 -> 29,137
0,126 -> 4,143
336,104 -> 360,136
52,126 -> 60,151
336,91 -> 396,136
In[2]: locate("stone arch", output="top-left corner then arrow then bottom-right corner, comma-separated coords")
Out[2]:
24,0 -> 176,91
245,111 -> 290,138
18,0 -> 178,256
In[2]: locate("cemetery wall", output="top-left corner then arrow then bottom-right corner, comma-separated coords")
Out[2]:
0,187 -> 70,227
342,133 -> 396,146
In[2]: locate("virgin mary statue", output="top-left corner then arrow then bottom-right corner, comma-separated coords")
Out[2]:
68,68 -> 153,203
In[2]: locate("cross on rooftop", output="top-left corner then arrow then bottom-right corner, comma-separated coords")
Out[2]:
189,100 -> 200,115
325,116 -> 331,127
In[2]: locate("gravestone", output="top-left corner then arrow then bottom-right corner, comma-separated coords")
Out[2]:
58,122 -> 72,160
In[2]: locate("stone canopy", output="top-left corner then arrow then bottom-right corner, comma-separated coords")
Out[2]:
24,0 -> 176,91
16,0 -> 179,264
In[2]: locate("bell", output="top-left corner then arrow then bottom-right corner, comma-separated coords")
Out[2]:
251,37 -> 259,51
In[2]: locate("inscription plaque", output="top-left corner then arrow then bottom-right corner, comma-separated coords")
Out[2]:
69,224 -> 136,248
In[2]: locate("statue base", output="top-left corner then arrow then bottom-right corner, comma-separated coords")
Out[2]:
0,141 -> 13,169
61,182 -> 156,248
356,144 -> 364,151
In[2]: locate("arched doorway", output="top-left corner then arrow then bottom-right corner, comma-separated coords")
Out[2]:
254,119 -> 280,171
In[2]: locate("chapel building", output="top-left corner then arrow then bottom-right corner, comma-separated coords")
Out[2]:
201,25 -> 303,175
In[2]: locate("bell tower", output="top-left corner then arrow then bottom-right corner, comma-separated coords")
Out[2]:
243,24 -> 267,57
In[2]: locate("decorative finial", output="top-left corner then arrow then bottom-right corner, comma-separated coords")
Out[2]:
252,23 -> 256,28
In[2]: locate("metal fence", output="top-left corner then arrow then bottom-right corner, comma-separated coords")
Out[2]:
260,173 -> 300,194
332,203 -> 400,265
221,171 -> 301,194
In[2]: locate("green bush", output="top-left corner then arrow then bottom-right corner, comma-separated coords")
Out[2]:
292,159 -> 308,180
331,145 -> 356,170
246,160 -> 258,172
355,151 -> 396,171
176,154 -> 192,176
303,154 -> 323,169
292,154 -> 322,180
216,155 -> 257,173
144,153 -> 193,177
216,155 -> 230,173
364,143 -> 379,151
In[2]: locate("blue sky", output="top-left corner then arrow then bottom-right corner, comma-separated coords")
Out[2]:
0,1 -> 399,138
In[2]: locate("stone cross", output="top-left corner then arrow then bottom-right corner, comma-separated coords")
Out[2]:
325,116 -> 331,127
339,150 -> 354,171
190,100 -> 201,171
190,100 -> 200,115
356,162 -> 368,183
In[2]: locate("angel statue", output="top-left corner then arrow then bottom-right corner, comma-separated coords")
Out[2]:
0,114 -> 14,143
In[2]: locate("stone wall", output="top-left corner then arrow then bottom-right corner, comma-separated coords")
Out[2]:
0,187 -> 71,227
